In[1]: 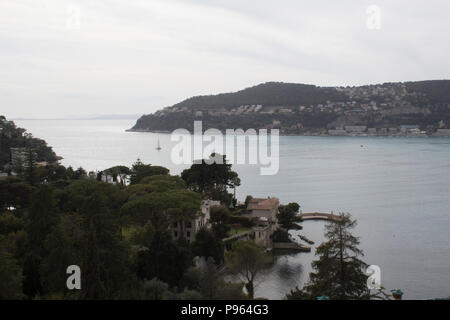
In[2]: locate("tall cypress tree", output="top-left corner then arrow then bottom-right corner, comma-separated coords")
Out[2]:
23,185 -> 57,298
287,213 -> 368,300
81,213 -> 107,299
0,236 -> 24,299
78,184 -> 132,299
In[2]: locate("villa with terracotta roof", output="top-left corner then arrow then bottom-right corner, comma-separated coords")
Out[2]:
246,197 -> 279,220
244,197 -> 280,247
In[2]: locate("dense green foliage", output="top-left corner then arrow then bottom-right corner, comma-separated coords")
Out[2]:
0,119 -> 253,300
181,154 -> 240,206
225,240 -> 272,299
0,168 -> 243,299
181,257 -> 247,300
0,235 -> 24,299
277,202 -> 302,231
271,229 -> 291,243
0,116 -> 59,169
191,229 -> 224,265
171,82 -> 346,110
129,159 -> 170,185
209,205 -> 231,239
404,80 -> 450,104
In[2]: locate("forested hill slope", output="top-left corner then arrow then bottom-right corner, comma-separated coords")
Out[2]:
0,116 -> 59,171
172,82 -> 346,110
130,80 -> 450,134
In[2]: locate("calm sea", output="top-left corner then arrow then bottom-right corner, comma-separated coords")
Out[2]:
16,119 -> 450,300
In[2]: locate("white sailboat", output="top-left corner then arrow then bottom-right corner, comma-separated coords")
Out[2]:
156,138 -> 162,151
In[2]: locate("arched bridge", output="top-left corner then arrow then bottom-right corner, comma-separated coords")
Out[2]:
298,212 -> 344,222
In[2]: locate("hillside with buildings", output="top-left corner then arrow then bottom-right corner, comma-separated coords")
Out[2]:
0,116 -> 60,176
129,80 -> 450,136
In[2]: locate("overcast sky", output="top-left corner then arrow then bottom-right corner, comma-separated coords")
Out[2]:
1,0 -> 449,118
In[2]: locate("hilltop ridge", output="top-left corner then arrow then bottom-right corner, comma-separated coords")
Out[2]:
130,80 -> 450,135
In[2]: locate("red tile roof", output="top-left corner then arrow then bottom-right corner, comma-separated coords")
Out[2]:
247,197 -> 279,211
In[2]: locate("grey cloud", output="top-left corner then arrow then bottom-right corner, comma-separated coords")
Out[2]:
0,0 -> 449,118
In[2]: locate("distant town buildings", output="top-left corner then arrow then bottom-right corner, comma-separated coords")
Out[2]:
344,125 -> 367,133
101,173 -> 130,186
10,147 -> 39,172
328,124 -> 426,136
400,125 -> 420,132
10,148 -> 27,168
139,82 -> 449,136
328,129 -> 347,136
435,129 -> 450,136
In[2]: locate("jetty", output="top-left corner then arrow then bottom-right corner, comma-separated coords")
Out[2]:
298,234 -> 314,245
273,242 -> 311,252
222,230 -> 312,252
298,212 -> 344,222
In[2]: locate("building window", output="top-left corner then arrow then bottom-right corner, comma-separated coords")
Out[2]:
173,222 -> 178,228
186,231 -> 191,238
186,221 -> 192,228
174,231 -> 178,238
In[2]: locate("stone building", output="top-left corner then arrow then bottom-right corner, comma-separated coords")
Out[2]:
172,199 -> 220,243
244,197 -> 279,247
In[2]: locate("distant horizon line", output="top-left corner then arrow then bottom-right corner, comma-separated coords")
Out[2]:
5,78 -> 450,121
9,114 -> 141,121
